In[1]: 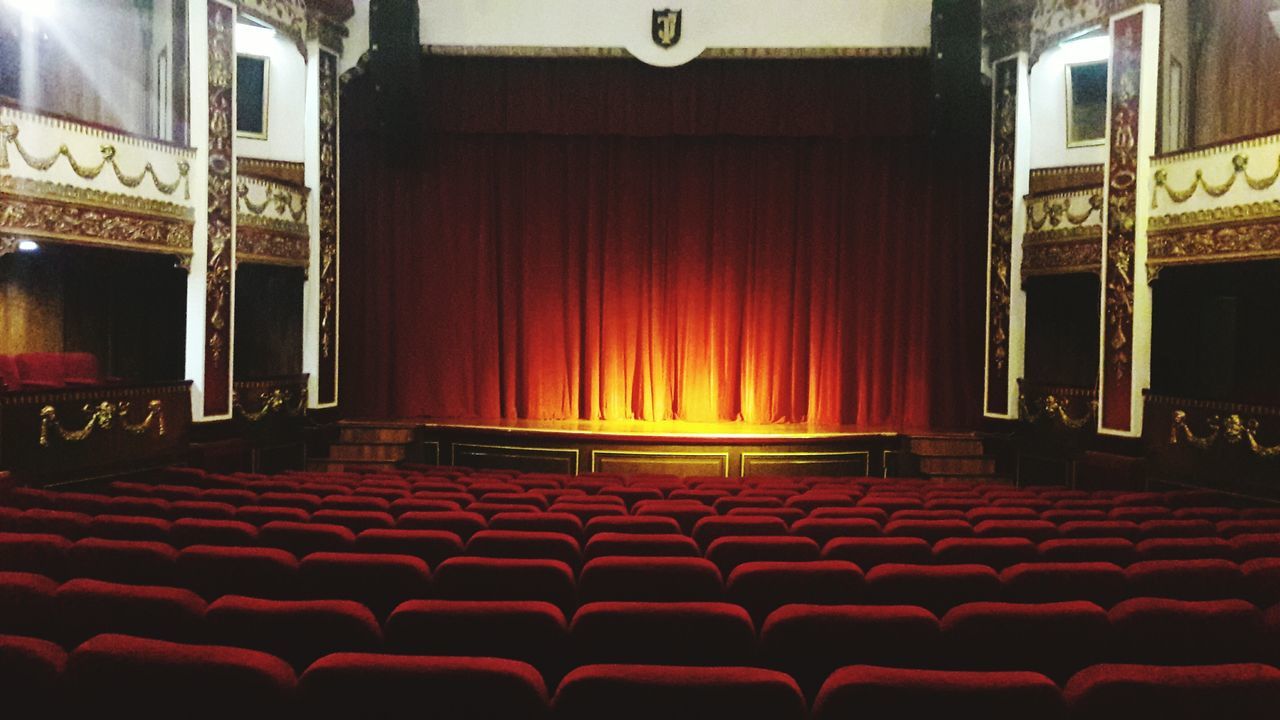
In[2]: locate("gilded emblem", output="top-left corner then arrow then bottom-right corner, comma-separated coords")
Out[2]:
652,9 -> 682,48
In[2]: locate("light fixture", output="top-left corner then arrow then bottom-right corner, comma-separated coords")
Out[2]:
17,240 -> 40,252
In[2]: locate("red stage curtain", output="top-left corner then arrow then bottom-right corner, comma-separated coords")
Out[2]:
340,58 -> 986,430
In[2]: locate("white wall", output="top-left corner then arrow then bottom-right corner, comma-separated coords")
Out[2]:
340,0 -> 930,71
1160,0 -> 1190,153
1029,34 -> 1111,169
234,22 -> 306,162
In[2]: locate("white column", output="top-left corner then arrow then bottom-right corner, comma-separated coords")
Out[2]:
184,0 -> 211,421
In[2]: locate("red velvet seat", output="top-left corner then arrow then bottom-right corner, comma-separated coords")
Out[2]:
1136,537 -> 1234,561
1138,518 -> 1216,539
1241,557 -> 1280,607
16,509 -> 93,539
477,491 -> 550,510
1042,509 -> 1109,524
866,563 -> 1001,615
1037,538 -> 1137,565
668,489 -> 730,505
812,665 -> 1065,720
0,354 -> 22,391
88,514 -> 172,542
299,653 -> 549,719
552,664 -> 805,720
298,551 -> 431,616
0,533 -> 71,578
354,528 -> 464,567
257,491 -> 323,512
760,604 -> 941,699
555,495 -> 626,507
468,501 -> 543,520
63,634 -> 296,716
62,352 -> 114,386
1109,506 -> 1172,523
941,601 -> 1110,683
14,353 -> 65,390
1172,506 -> 1237,522
466,530 -> 582,569
820,536 -> 932,568
1063,663 -> 1280,720
0,634 -> 66,707
235,505 -> 311,525
386,599 -> 569,681
706,536 -> 820,574
1218,519 -> 1280,538
933,537 -> 1037,570
412,490 -> 476,506
692,516 -> 788,551
571,601 -> 756,666
388,497 -> 462,514
785,492 -> 859,513
859,496 -> 926,514
206,595 -> 382,670
169,518 -> 259,547
69,537 -> 177,586
598,486 -> 664,508
808,506 -> 890,523
790,518 -> 881,546
584,532 -> 700,560
583,515 -> 682,539
434,557 -> 577,612
0,572 -> 57,638
6,487 -> 57,509
1125,559 -> 1245,601
53,492 -> 111,516
550,503 -> 628,524
320,494 -> 391,512
1230,533 -> 1280,561
258,520 -> 355,556
726,560 -> 865,624
967,506 -> 1039,523
1000,562 -> 1128,607
579,557 -> 723,604
149,484 -> 202,502
176,545 -> 299,600
55,578 -> 207,646
200,488 -> 258,506
714,496 -> 784,514
170,500 -> 237,521
396,510 -> 487,540
726,506 -> 808,526
1109,597 -> 1265,665
310,509 -> 396,533
491,511 -> 584,540
634,502 -> 716,535
974,519 -> 1060,542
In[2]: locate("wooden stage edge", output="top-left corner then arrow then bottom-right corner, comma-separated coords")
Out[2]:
358,418 -> 927,478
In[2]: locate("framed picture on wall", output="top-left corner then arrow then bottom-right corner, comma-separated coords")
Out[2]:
236,54 -> 269,140
1066,60 -> 1108,147
1166,58 -> 1186,152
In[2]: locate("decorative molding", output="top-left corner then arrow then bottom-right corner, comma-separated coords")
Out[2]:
1153,153 -> 1280,207
317,50 -> 339,404
1020,390 -> 1098,430
986,58 -> 1020,415
0,122 -> 190,199
1149,220 -> 1280,270
1169,409 -> 1280,458
205,2 -> 236,418
1100,13 -> 1143,432
234,386 -> 307,421
306,9 -> 349,53
39,399 -> 166,447
0,175 -> 194,222
1023,232 -> 1104,276
0,193 -> 193,256
1028,164 -> 1105,196
421,44 -> 929,60
1150,200 -> 1280,233
237,174 -> 308,225
1028,190 -> 1104,230
237,157 -> 305,186
1030,0 -> 1145,64
237,224 -> 309,267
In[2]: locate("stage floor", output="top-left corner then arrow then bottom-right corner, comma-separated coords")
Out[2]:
401,418 -> 905,478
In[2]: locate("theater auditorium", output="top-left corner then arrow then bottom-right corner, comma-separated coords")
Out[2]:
2,0 -> 1280,716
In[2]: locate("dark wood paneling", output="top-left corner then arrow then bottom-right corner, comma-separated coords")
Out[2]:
593,451 -> 729,478
741,451 -> 870,477
453,444 -> 579,475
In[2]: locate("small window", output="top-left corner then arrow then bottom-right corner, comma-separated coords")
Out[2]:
1066,60 -> 1108,147
236,54 -> 269,139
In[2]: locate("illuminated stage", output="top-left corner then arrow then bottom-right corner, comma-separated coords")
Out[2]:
408,418 -> 906,478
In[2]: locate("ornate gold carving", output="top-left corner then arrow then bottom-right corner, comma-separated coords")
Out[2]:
1149,220 -> 1280,269
1028,164 -> 1105,196
318,51 -> 339,369
987,58 -> 1020,414
1101,14 -> 1143,430
234,387 -> 307,421
205,2 -> 235,416
1030,0 -> 1144,64
1028,192 -> 1103,230
1022,233 -> 1103,276
1150,200 -> 1280,233
1152,153 -> 1280,207
239,0 -> 307,53
1170,410 -> 1280,458
237,225 -> 309,267
1,175 -> 193,221
1021,393 -> 1098,429
0,236 -> 17,257
0,122 -> 190,198
39,399 -> 166,447
421,45 -> 929,60
0,193 -> 194,255
306,9 -> 349,53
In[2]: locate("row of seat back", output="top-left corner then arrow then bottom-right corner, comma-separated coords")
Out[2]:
4,632 -> 1280,720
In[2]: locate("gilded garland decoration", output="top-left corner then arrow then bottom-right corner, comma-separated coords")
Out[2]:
1020,393 -> 1098,430
1152,153 -> 1280,207
39,400 -> 167,447
234,387 -> 308,422
0,194 -> 193,254
1170,410 -> 1280,458
205,2 -> 235,416
987,58 -> 1019,414
0,123 -> 190,199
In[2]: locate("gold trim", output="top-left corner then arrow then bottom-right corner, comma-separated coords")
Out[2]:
453,443 -> 581,475
740,450 -> 870,478
1148,219 -> 1280,269
1154,132 -> 1280,165
591,449 -> 731,478
39,399 -> 167,447
1152,153 -> 1280,207
1170,410 -> 1280,458
1020,393 -> 1097,429
1,175 -> 193,221
1027,192 -> 1104,231
1025,225 -> 1105,244
233,387 -> 307,421
1150,200 -> 1280,233
238,157 -> 305,186
421,440 -> 441,465
0,122 -> 190,198
234,53 -> 271,141
1065,59 -> 1108,149
422,44 -> 928,60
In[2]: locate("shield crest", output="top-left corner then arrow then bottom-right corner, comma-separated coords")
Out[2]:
652,9 -> 682,48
